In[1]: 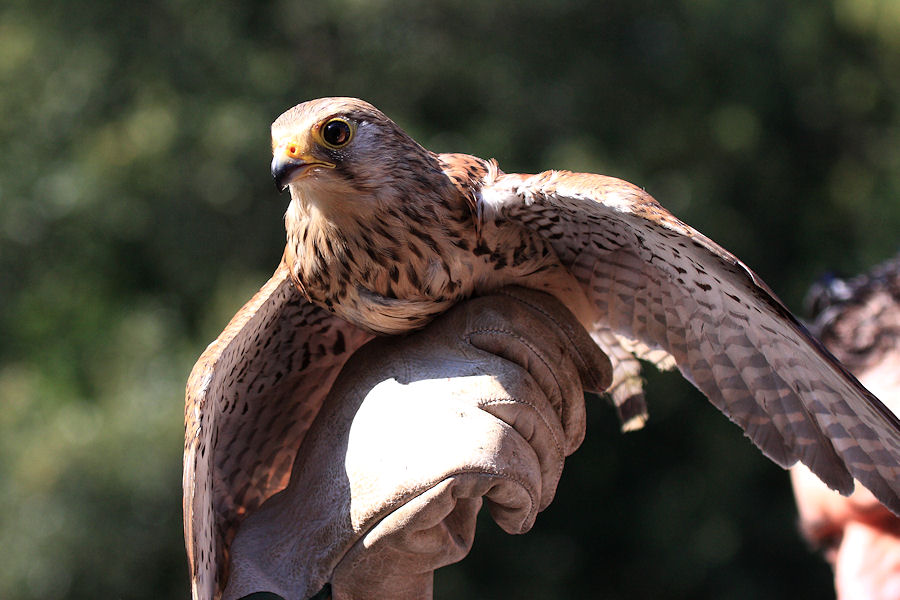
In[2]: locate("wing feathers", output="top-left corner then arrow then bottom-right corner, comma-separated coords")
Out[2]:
184,262 -> 372,599
481,170 -> 900,513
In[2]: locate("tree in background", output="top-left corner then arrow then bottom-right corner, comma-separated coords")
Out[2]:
3,0 -> 900,598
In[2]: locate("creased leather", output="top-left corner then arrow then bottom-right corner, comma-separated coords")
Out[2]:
223,287 -> 611,600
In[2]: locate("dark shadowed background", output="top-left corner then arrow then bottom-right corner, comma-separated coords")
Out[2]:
3,0 -> 900,598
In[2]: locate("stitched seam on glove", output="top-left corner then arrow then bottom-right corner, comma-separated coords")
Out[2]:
357,468 -> 539,539
464,327 -> 571,435
496,288 -> 607,391
478,396 -> 565,479
464,327 -> 565,397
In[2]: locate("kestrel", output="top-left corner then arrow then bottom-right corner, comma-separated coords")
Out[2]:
184,97 -> 900,600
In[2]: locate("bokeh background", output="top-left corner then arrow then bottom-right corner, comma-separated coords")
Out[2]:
4,0 -> 900,598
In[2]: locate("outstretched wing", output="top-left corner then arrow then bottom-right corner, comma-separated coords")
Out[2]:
183,261 -> 372,600
480,169 -> 900,513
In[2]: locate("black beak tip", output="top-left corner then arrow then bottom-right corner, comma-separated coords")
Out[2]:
271,156 -> 293,193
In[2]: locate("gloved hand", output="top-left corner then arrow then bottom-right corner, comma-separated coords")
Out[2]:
222,287 -> 612,600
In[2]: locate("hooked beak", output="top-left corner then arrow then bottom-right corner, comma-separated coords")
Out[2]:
271,146 -> 335,192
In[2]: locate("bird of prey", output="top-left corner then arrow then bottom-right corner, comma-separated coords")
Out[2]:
184,97 -> 900,600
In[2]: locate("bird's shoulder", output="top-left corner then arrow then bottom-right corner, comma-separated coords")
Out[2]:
435,152 -> 497,191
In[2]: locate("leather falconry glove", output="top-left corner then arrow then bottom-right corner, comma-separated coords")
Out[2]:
222,287 -> 612,600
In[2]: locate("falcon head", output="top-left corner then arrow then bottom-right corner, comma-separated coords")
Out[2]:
270,97 -> 441,207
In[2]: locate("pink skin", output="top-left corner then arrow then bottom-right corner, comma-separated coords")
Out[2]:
792,465 -> 900,599
792,360 -> 900,599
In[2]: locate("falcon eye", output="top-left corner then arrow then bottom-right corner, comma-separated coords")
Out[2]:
320,118 -> 353,149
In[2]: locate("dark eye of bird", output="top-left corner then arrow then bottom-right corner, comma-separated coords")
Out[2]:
321,119 -> 352,148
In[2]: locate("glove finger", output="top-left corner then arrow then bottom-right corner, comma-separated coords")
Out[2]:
495,286 -> 613,393
461,288 -> 610,455
404,292 -> 584,504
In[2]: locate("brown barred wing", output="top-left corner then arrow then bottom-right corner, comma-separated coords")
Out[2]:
183,261 -> 372,600
481,169 -> 900,515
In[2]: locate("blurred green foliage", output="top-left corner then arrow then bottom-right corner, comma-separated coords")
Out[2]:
3,0 -> 900,597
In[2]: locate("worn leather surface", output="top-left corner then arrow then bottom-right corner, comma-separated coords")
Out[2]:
223,287 -> 611,600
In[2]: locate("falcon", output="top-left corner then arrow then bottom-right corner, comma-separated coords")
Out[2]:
184,97 -> 900,599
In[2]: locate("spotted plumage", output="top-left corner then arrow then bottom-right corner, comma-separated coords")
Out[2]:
185,97 -> 900,600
